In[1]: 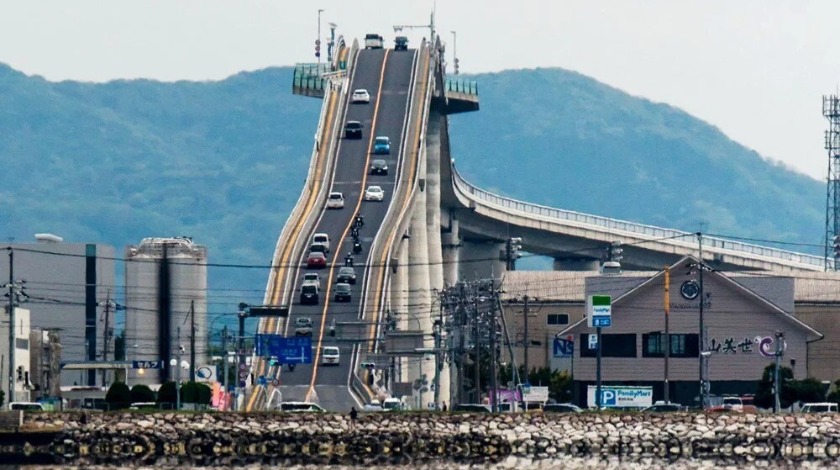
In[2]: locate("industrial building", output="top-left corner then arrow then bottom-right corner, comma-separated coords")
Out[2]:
0,235 -> 116,387
501,257 -> 837,406
124,237 -> 208,386
0,307 -> 32,405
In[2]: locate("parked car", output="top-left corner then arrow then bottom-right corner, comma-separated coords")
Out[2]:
641,403 -> 681,412
278,402 -> 326,413
373,136 -> 391,154
394,36 -> 409,51
543,403 -> 582,413
370,159 -> 389,175
345,121 -> 363,139
299,284 -> 319,305
334,282 -> 352,302
306,251 -> 327,269
364,400 -> 384,412
453,404 -> 491,413
321,346 -> 340,366
801,402 -> 838,413
326,192 -> 345,209
10,402 -> 45,411
312,233 -> 330,252
364,185 -> 385,201
336,266 -> 357,284
382,397 -> 402,411
351,89 -> 370,104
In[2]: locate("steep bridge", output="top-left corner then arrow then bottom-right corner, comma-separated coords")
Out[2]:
244,34 -> 825,412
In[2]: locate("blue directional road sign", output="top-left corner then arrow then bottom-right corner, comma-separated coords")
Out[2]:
132,360 -> 163,369
553,338 -> 574,358
592,316 -> 612,328
256,334 -> 313,364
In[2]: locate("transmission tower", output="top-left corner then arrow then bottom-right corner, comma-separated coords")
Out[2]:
824,95 -> 840,270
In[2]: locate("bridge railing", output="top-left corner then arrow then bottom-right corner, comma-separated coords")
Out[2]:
444,78 -> 478,97
451,166 -> 826,268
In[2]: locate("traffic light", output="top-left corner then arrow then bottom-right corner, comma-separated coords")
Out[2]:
833,235 -> 840,258
510,237 -> 523,259
608,242 -> 623,262
16,366 -> 23,382
268,358 -> 278,367
315,39 -> 321,58
454,58 -> 460,75
360,362 -> 375,370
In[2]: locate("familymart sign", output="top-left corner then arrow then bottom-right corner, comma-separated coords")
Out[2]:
586,295 -> 612,328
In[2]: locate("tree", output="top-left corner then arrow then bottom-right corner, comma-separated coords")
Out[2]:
795,377 -> 826,404
754,364 -> 795,409
130,384 -> 155,404
114,331 -> 126,361
105,381 -> 131,410
826,379 -> 840,405
157,381 -> 178,406
0,389 -> 5,408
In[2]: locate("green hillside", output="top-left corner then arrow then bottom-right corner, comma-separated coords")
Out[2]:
0,63 -> 825,319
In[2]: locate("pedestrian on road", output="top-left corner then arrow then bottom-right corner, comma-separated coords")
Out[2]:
349,406 -> 358,429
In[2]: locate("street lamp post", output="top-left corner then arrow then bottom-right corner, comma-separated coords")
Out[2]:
450,31 -> 458,75
317,9 -> 324,64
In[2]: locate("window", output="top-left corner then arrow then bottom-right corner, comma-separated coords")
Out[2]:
580,333 -> 637,358
546,314 -> 569,326
642,333 -> 698,358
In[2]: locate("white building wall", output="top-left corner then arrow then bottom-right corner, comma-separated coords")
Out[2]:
0,308 -> 32,406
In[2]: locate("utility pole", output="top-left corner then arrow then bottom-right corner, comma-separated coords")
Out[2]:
221,325 -> 229,395
189,300 -> 196,383
473,288 -> 481,404
102,291 -> 111,387
595,326 -> 602,409
774,331 -> 784,413
433,296 -> 443,410
489,288 -> 498,413
457,282 -> 466,405
523,294 -> 530,385
697,232 -> 706,408
175,326 -> 182,411
7,248 -> 15,405
664,267 -> 670,404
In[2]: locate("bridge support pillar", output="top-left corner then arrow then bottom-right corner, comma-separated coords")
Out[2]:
553,258 -> 600,271
460,241 -> 506,281
392,239 -> 410,385
442,214 -> 461,286
408,186 -> 435,410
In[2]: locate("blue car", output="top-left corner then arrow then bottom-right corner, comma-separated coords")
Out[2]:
373,136 -> 391,154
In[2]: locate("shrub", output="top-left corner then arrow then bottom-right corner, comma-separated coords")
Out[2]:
105,381 -> 131,410
130,384 -> 156,404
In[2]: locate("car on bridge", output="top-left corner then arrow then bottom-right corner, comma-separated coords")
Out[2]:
294,317 -> 313,336
299,284 -> 319,305
326,192 -> 345,209
351,89 -> 370,104
306,251 -> 327,269
309,242 -> 328,255
334,282 -> 352,302
321,346 -> 340,366
303,272 -> 321,288
345,121 -> 363,139
364,185 -> 385,202
370,159 -> 388,175
394,36 -> 408,51
312,233 -> 330,252
336,266 -> 357,284
364,33 -> 384,49
373,136 -> 391,154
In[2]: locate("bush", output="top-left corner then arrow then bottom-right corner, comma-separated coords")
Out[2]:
157,381 -> 178,405
105,381 -> 131,410
180,381 -> 212,405
0,389 -> 5,408
754,364 -> 795,409
795,377 -> 826,404
130,384 -> 155,404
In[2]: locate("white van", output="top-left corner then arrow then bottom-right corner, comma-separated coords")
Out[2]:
10,402 -> 45,411
321,346 -> 340,366
801,402 -> 838,413
364,33 -> 384,49
312,233 -> 330,252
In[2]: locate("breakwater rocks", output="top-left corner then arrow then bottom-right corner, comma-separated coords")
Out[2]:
8,411 -> 840,466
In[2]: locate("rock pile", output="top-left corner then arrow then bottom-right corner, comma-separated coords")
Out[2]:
7,411 -> 840,466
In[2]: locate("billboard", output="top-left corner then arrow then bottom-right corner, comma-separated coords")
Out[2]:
587,386 -> 653,409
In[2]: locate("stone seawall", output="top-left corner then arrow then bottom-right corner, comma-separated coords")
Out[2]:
5,411 -> 840,466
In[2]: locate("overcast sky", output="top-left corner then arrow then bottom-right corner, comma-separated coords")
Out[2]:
2,0 -> 838,181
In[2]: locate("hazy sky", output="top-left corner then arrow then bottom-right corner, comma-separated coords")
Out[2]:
2,0 -> 839,181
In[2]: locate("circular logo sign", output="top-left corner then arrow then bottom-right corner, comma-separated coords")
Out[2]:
680,280 -> 700,300
196,366 -> 213,380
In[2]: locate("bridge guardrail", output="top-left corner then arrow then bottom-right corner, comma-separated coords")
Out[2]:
450,167 -> 826,269
444,78 -> 478,96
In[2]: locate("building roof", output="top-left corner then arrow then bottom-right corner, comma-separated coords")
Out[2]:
501,267 -> 840,303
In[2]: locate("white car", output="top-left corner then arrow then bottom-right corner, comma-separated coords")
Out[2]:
351,89 -> 370,104
364,185 -> 385,202
321,346 -> 340,366
312,233 -> 330,252
326,192 -> 345,209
